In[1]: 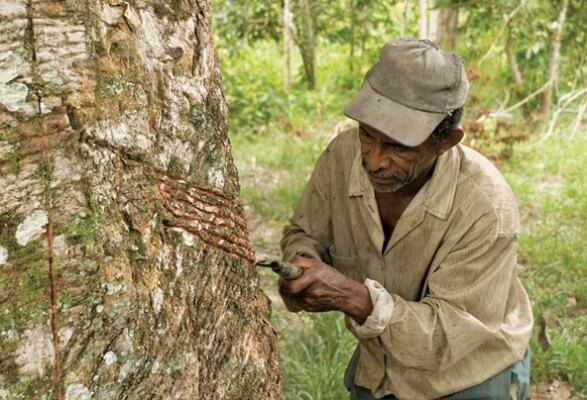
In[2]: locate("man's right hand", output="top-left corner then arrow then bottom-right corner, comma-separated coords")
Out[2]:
278,256 -> 373,323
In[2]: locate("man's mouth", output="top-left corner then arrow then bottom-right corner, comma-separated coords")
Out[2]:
367,174 -> 401,184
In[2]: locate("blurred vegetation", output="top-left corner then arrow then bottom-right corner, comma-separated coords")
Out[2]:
503,137 -> 587,397
212,0 -> 587,398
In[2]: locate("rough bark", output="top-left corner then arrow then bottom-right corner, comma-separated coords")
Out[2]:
0,1 -> 283,399
540,0 -> 569,119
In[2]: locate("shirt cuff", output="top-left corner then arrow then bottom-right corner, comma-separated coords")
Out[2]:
347,279 -> 394,339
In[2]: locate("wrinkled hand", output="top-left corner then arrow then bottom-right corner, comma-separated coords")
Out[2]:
278,256 -> 373,323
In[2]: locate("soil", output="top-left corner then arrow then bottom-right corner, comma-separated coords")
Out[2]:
528,380 -> 571,400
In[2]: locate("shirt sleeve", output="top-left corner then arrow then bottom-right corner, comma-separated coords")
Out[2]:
280,147 -> 333,264
346,279 -> 394,338
356,213 -> 521,372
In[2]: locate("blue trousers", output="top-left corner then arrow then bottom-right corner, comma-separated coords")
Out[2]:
345,348 -> 531,400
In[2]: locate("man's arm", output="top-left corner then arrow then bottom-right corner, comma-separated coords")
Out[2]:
279,139 -> 375,316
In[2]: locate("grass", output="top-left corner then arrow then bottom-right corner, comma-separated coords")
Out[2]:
503,136 -> 587,396
225,41 -> 587,400
272,310 -> 356,400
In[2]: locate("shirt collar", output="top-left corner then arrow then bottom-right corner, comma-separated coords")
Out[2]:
349,148 -> 369,197
348,139 -> 461,220
423,145 -> 460,219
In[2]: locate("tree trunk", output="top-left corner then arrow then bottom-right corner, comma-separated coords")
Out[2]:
430,3 -> 458,50
419,0 -> 428,39
298,0 -> 316,89
284,0 -> 293,91
428,8 -> 438,42
0,1 -> 283,399
540,0 -> 569,119
359,2 -> 369,64
349,0 -> 356,74
506,28 -> 524,86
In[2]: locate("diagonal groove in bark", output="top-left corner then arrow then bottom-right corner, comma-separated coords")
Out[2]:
156,175 -> 256,263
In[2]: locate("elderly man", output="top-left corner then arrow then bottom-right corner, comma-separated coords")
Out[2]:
279,38 -> 533,400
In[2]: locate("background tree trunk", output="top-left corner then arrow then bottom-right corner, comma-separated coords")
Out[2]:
506,28 -> 524,86
428,7 -> 438,42
284,0 -> 293,91
0,1 -> 283,399
298,0 -> 316,89
349,0 -> 356,74
430,3 -> 458,51
359,1 -> 369,64
540,0 -> 569,120
419,0 -> 428,39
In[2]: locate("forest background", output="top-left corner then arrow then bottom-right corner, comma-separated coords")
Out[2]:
211,0 -> 586,399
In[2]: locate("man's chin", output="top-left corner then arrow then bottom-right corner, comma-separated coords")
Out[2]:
369,179 -> 408,193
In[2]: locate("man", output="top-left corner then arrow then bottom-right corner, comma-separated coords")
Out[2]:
279,38 -> 533,400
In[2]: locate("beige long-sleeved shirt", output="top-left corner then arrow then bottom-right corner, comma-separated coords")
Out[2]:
280,127 -> 533,400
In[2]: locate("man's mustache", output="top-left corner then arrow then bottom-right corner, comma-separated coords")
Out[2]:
361,157 -> 407,180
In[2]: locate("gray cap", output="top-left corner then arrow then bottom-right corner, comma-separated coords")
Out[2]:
345,38 -> 469,146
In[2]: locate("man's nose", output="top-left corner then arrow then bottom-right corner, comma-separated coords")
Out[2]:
366,145 -> 391,172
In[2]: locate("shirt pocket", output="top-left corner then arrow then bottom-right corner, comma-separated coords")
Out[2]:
330,249 -> 360,282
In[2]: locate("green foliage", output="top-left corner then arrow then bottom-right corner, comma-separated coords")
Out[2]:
219,41 -> 287,129
218,40 -> 362,133
213,0 -> 281,49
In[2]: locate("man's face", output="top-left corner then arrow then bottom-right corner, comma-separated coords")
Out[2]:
359,124 -> 439,193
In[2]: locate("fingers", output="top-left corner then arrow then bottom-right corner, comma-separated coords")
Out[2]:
277,256 -> 345,313
279,257 -> 340,295
290,255 -> 320,269
279,272 -> 312,295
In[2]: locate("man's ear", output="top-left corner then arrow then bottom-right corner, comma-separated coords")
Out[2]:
437,128 -> 464,155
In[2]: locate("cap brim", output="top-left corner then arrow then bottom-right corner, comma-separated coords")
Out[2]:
344,82 -> 447,147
